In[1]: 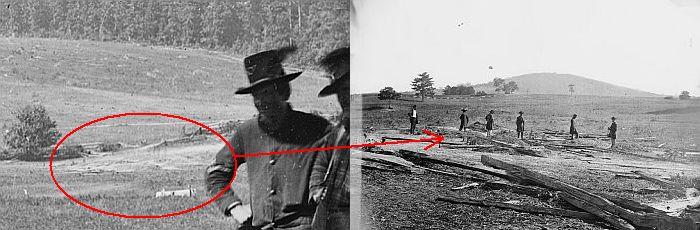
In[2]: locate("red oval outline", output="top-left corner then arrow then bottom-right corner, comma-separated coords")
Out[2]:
49,112 -> 237,219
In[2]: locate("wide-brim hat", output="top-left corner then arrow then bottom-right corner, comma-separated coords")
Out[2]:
235,46 -> 302,94
518,111 -> 523,114
318,47 -> 350,97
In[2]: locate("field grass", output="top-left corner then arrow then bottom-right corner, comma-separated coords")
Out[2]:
0,37 -> 341,229
362,94 -> 700,150
0,143 -> 251,229
360,93 -> 700,229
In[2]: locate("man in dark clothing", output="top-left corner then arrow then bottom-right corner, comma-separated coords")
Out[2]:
608,116 -> 617,149
459,108 -> 468,131
309,47 -> 350,230
409,105 -> 418,134
570,114 -> 579,140
485,110 -> 494,137
516,111 -> 525,139
205,46 -> 331,230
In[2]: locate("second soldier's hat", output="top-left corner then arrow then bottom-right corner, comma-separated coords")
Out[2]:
318,47 -> 350,97
235,46 -> 302,94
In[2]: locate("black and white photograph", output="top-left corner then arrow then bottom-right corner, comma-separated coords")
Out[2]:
352,0 -> 700,229
0,0 -> 349,229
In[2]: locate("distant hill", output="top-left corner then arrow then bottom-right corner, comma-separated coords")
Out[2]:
471,73 -> 660,97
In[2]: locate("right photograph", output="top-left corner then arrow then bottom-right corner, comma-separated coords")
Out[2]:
351,0 -> 700,229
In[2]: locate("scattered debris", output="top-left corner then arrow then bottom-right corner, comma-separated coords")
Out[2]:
451,182 -> 479,190
481,155 -> 697,230
155,186 -> 196,198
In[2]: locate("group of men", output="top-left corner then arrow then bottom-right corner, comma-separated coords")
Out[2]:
412,106 -> 619,148
205,46 -> 350,230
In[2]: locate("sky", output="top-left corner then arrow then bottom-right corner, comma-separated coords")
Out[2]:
351,0 -> 700,95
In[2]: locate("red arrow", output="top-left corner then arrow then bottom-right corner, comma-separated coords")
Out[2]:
235,129 -> 444,158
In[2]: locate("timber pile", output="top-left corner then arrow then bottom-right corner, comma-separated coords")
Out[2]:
477,155 -> 696,230
360,147 -> 699,229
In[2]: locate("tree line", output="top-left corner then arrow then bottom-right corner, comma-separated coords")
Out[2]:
379,73 -> 516,102
0,0 -> 349,68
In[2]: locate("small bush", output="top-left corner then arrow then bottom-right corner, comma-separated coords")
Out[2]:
3,104 -> 62,161
664,96 -> 674,100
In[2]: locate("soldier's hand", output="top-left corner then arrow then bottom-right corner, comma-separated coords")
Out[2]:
311,187 -> 327,203
229,204 -> 252,223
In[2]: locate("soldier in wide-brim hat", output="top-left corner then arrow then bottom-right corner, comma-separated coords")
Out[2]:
516,111 -> 525,139
206,45 -> 331,230
309,47 -> 350,230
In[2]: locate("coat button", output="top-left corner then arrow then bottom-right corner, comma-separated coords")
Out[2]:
269,189 -> 276,195
269,159 -> 276,165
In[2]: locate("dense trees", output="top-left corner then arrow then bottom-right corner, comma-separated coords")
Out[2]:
493,77 -> 518,94
679,90 -> 691,100
378,87 -> 401,100
444,84 -> 475,95
0,0 -> 349,68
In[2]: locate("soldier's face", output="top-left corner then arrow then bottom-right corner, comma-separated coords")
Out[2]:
252,84 -> 286,121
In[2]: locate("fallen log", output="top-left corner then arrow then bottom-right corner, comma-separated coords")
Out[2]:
595,193 -> 665,214
559,192 -> 635,230
481,155 -> 696,230
397,150 -> 514,181
437,195 -> 599,221
553,144 -> 597,149
381,136 -> 462,145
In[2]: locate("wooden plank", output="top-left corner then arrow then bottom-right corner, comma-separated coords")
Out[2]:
451,182 -> 479,190
481,155 -> 696,230
441,144 -> 495,149
437,195 -> 599,221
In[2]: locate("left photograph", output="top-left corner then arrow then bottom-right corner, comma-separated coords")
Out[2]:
0,0 -> 349,229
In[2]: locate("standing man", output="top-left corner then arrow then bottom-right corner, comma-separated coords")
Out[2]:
570,114 -> 579,140
485,110 -> 494,137
205,46 -> 331,230
459,108 -> 468,131
409,105 -> 418,134
608,116 -> 617,149
310,47 -> 350,230
516,111 -> 525,139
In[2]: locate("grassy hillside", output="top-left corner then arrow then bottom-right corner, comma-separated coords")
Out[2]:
0,37 -> 343,229
472,73 -> 660,97
0,37 -> 340,145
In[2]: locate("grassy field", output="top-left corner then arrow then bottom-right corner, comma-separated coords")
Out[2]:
0,37 -> 340,229
362,94 -> 700,151
360,93 -> 700,229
